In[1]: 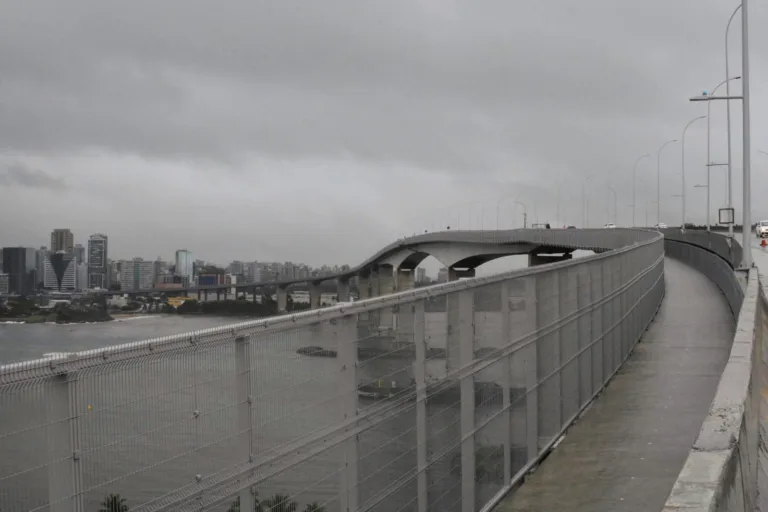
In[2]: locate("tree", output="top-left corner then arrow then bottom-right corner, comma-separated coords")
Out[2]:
303,504 -> 326,512
228,492 -> 263,512
261,494 -> 297,512
99,493 -> 129,512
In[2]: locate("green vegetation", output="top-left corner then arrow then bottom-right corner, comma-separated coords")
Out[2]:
166,295 -> 311,317
99,493 -> 129,512
0,297 -> 113,324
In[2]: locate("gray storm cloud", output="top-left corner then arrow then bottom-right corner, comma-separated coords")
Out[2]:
0,0 -> 764,264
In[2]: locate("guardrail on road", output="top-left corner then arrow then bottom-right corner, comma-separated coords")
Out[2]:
0,231 -> 664,512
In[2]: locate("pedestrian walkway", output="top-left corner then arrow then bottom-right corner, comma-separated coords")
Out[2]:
495,257 -> 735,511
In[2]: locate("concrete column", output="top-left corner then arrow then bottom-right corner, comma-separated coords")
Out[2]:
396,269 -> 414,291
528,252 -> 573,267
197,290 -> 201,301
370,268 -> 380,296
456,289 -> 476,512
358,274 -> 370,301
235,335 -> 254,510
378,267 -> 396,329
336,314 -> 359,512
216,290 -> 221,301
369,269 -> 381,329
204,290 -> 209,301
448,267 -> 475,281
46,373 -> 84,512
309,283 -> 321,310
411,301 -> 428,512
277,286 -> 288,312
395,269 -> 415,342
337,278 -> 350,302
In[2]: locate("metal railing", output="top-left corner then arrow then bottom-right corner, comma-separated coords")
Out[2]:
0,231 -> 665,512
662,232 -> 768,511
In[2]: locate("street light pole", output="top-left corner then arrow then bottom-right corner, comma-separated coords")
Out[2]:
633,154 -> 650,227
656,139 -> 677,225
681,116 -> 707,229
514,201 -> 527,229
607,184 -> 617,224
704,77 -> 741,232
726,4 -> 741,240
741,0 -> 753,267
582,175 -> 594,228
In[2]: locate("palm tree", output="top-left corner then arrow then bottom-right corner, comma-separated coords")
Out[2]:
261,494 -> 297,512
228,492 -> 264,512
303,503 -> 326,512
99,493 -> 129,512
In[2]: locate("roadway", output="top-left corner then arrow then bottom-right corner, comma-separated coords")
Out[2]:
495,257 -> 735,511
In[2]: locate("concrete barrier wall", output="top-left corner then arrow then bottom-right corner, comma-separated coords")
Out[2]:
662,238 -> 765,511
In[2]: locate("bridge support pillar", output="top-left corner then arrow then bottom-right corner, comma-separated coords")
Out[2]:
309,283 -> 321,310
448,267 -> 475,281
368,269 -> 381,329
528,252 -> 573,267
357,274 -> 371,332
378,267 -> 396,329
336,314 -> 359,512
358,274 -> 370,301
395,269 -> 415,341
216,290 -> 221,301
396,269 -> 414,291
277,286 -> 288,312
197,290 -> 201,301
337,278 -> 350,302
204,290 -> 209,301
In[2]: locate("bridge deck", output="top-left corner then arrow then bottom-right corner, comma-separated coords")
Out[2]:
495,257 -> 735,511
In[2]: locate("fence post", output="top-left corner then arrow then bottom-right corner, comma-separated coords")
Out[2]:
46,371 -> 84,512
235,335 -> 255,511
500,281 -> 512,485
452,289 -> 475,512
412,300 -> 428,512
337,313 -> 359,512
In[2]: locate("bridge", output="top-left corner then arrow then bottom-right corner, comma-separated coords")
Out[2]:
104,228 -> 628,310
0,227 -> 764,511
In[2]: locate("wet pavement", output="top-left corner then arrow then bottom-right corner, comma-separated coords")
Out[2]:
495,257 -> 735,512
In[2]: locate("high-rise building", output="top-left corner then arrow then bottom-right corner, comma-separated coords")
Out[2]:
43,252 -> 76,291
119,258 -> 156,291
73,244 -> 85,265
175,250 -> 193,280
416,267 -> 427,284
76,262 -> 88,291
1,247 -> 37,296
0,273 -> 9,294
87,234 -> 109,289
36,247 -> 48,288
50,229 -> 74,253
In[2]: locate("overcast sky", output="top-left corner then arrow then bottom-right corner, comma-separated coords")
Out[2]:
1,0 -> 766,267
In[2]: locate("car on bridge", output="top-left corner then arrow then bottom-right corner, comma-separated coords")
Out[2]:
604,223 -> 617,229
756,220 -> 768,238
654,222 -> 668,229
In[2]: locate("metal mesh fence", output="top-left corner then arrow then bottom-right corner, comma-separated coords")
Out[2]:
661,228 -> 743,269
0,234 -> 664,512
